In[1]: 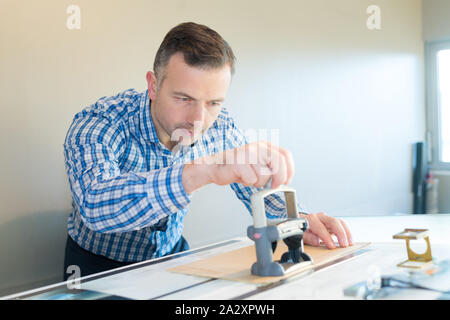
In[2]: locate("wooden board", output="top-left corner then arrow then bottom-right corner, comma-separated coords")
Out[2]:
168,241 -> 371,284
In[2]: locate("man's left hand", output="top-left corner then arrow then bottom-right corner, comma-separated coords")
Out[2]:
298,212 -> 353,249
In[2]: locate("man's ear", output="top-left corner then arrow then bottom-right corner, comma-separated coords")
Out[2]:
146,71 -> 158,100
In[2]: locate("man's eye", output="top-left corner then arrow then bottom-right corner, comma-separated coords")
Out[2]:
176,97 -> 191,102
210,102 -> 222,107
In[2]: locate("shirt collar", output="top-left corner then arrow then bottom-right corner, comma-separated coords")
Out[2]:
139,90 -> 160,145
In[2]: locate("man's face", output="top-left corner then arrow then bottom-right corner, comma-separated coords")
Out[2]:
147,52 -> 232,150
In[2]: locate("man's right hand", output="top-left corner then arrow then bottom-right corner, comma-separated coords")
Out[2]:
182,141 -> 295,194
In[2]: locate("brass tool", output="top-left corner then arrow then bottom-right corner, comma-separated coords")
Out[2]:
393,228 -> 434,270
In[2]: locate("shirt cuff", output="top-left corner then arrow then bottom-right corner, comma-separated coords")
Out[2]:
146,163 -> 192,215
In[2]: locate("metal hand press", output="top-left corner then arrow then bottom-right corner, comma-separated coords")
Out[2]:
247,180 -> 313,277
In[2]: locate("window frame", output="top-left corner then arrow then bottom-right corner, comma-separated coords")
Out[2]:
426,39 -> 450,170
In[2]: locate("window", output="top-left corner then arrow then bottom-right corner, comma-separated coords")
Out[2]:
438,49 -> 450,162
426,41 -> 450,169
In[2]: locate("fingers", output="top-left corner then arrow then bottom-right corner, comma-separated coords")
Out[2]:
303,230 -> 320,247
300,212 -> 353,249
317,213 -> 350,248
261,142 -> 291,189
269,150 -> 287,189
250,163 -> 272,188
208,141 -> 295,189
339,218 -> 353,246
276,147 -> 295,185
303,213 -> 336,249
235,164 -> 258,186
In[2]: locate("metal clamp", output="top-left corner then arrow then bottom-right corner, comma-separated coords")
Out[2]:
247,183 -> 312,277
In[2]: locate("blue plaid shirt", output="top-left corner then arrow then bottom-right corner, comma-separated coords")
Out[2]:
64,88 -> 290,262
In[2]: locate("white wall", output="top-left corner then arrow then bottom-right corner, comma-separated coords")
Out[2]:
423,0 -> 450,41
0,0 -> 425,296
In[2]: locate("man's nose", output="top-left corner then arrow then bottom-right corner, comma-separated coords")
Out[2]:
189,102 -> 205,123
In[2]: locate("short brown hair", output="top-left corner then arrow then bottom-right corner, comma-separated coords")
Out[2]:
153,22 -> 236,87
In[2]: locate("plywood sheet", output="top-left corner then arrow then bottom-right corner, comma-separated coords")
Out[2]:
168,242 -> 371,284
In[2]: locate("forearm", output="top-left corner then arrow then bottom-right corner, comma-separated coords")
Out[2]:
181,162 -> 214,194
73,163 -> 191,233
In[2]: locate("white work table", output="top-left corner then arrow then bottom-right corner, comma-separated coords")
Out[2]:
3,214 -> 450,300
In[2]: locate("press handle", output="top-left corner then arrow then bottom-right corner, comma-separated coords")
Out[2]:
250,182 -> 299,228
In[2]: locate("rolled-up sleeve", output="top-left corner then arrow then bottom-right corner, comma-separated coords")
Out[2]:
64,113 -> 191,233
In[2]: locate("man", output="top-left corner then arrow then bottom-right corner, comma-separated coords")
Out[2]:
63,22 -> 352,280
